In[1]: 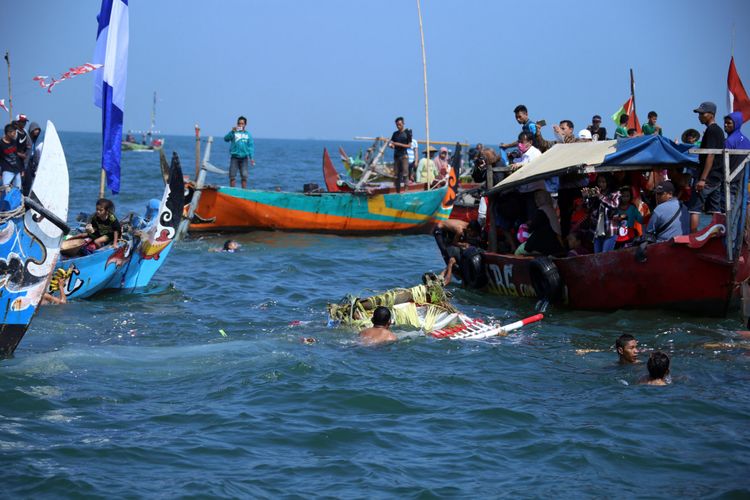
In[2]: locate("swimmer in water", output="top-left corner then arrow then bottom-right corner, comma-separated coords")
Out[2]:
640,351 -> 670,386
210,240 -> 241,253
359,306 -> 397,345
616,333 -> 639,364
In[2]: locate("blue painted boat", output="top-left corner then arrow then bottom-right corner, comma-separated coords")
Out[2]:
0,121 -> 70,356
55,154 -> 184,299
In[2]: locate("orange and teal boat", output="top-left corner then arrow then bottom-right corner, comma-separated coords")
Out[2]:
188,149 -> 457,234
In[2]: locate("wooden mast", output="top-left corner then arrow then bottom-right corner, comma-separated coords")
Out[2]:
416,0 -> 431,187
4,51 -> 12,120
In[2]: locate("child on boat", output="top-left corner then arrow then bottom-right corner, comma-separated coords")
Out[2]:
613,186 -> 643,247
67,198 -> 121,253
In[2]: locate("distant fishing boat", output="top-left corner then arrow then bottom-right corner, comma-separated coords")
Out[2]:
54,155 -> 184,299
0,121 -> 70,356
185,142 -> 456,235
443,135 -> 750,316
122,91 -> 164,152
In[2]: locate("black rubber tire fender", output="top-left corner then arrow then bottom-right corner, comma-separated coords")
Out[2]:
460,246 -> 488,289
529,256 -> 563,303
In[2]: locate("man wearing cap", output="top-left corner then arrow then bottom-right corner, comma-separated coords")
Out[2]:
687,101 -> 725,232
13,114 -> 30,166
587,115 -> 607,141
646,181 -> 689,242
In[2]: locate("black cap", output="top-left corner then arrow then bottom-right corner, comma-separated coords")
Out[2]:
655,181 -> 675,194
693,102 -> 717,114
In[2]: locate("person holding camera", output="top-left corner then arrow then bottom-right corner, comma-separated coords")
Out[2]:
224,115 -> 255,189
389,116 -> 412,192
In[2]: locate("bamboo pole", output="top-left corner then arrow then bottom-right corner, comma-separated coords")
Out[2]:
4,51 -> 12,120
99,169 -> 106,199
194,124 -> 201,181
630,68 -> 636,128
416,0 -> 431,187
354,136 -> 469,148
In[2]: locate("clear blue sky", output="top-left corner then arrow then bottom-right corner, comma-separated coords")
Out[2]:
2,0 -> 749,144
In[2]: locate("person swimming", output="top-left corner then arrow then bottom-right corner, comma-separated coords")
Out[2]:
210,240 -> 241,252
359,306 -> 397,345
616,334 -> 639,364
640,351 -> 670,386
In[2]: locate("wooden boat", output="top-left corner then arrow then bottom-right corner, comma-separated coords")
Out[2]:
122,91 -> 164,152
187,148 -> 457,234
442,135 -> 750,316
54,154 -> 184,299
121,138 -> 164,152
0,121 -> 70,356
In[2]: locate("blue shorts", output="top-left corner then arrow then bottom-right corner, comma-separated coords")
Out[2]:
687,182 -> 722,214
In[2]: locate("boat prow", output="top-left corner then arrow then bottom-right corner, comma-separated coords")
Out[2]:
0,121 -> 70,355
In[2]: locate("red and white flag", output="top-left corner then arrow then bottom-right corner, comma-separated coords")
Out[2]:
0,99 -> 7,113
33,62 -> 102,93
728,56 -> 750,122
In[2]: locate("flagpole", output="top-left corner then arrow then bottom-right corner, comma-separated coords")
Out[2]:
629,68 -> 636,122
416,0 -> 431,187
4,51 -> 12,120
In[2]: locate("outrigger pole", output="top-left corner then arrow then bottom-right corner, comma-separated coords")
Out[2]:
4,51 -> 12,120
416,0 -> 432,187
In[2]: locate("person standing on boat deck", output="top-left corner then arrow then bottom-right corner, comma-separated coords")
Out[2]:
647,181 -> 689,242
12,114 -> 30,167
500,104 -> 539,150
616,334 -> 639,364
388,116 -> 411,192
416,147 -> 439,183
435,147 -> 451,178
224,116 -> 255,189
687,102 -> 725,233
724,112 -> 750,186
359,306 -> 397,345
407,136 -> 418,182
23,122 -> 43,196
642,111 -> 663,136
615,114 -> 629,139
0,124 -> 23,188
587,115 -> 607,141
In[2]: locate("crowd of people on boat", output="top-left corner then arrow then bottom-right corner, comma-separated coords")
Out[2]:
444,101 -> 749,258
0,114 -> 44,195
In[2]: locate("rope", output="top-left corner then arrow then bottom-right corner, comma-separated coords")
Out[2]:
0,185 -> 25,224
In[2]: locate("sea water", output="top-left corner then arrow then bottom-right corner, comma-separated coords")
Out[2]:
1,132 -> 749,497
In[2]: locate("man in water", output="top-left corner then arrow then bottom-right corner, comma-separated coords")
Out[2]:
616,333 -> 639,364
359,306 -> 397,345
641,351 -> 670,386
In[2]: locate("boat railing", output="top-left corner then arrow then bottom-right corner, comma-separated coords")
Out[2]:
689,148 -> 750,261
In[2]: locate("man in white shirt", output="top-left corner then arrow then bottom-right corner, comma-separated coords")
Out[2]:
407,138 -> 418,181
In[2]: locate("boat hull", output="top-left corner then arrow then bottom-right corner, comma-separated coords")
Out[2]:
453,220 -> 749,317
0,121 -> 69,356
55,153 -> 184,299
190,184 -> 454,234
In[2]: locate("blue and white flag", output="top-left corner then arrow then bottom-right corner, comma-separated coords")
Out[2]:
93,0 -> 128,194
